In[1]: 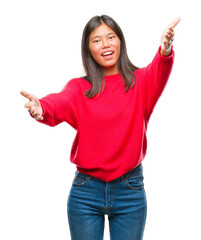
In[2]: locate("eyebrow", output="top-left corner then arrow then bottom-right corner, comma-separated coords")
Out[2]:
90,32 -> 116,40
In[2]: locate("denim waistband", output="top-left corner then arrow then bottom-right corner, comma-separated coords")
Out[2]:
120,164 -> 142,182
75,164 -> 143,183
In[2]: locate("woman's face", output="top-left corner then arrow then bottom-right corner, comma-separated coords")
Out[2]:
89,23 -> 121,76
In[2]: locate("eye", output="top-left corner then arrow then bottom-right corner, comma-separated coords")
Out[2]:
109,35 -> 115,40
93,39 -> 100,43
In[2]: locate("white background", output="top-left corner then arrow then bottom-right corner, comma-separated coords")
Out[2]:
1,0 -> 201,239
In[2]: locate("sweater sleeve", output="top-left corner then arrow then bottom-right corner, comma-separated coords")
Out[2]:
34,79 -> 79,129
142,45 -> 175,121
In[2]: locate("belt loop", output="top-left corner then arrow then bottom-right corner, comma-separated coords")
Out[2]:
121,175 -> 125,182
87,175 -> 92,180
75,170 -> 79,177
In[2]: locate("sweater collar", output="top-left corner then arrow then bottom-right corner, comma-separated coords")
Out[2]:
104,73 -> 121,81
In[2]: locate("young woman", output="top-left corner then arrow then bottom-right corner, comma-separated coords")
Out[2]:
21,15 -> 181,240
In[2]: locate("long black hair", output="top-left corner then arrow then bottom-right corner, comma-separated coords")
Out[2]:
81,15 -> 139,98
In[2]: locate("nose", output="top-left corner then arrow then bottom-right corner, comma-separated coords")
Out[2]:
102,38 -> 110,48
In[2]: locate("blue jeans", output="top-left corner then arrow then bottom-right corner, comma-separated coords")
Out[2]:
67,164 -> 147,240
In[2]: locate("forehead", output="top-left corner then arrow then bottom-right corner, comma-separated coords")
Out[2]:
90,23 -> 115,39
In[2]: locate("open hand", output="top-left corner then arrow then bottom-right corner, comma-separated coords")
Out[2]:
161,17 -> 181,56
20,90 -> 44,120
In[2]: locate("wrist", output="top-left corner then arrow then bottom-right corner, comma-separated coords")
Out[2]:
160,44 -> 173,56
160,48 -> 172,56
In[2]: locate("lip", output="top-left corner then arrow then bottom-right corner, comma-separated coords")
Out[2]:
101,50 -> 114,55
101,51 -> 114,58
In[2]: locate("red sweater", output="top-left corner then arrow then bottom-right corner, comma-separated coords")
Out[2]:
37,46 -> 174,182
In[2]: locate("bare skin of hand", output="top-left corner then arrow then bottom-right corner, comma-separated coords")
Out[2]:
160,17 -> 181,56
20,90 -> 44,120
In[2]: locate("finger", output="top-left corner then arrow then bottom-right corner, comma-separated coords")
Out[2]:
28,107 -> 36,115
164,33 -> 173,45
165,33 -> 173,42
167,29 -> 175,38
20,90 -> 36,101
26,106 -> 43,120
24,102 -> 32,109
24,101 -> 35,109
169,17 -> 181,29
36,116 -> 44,120
30,108 -> 36,114
32,113 -> 39,118
166,33 -> 174,41
168,27 -> 175,33
34,113 -> 44,120
30,111 -> 43,120
161,38 -> 172,51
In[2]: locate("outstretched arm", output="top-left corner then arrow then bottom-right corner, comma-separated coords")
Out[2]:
21,79 -> 79,129
142,17 -> 181,120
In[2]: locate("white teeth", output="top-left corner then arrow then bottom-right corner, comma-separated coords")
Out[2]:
102,52 -> 113,56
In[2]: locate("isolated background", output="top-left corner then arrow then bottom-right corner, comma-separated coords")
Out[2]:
1,0 -> 200,239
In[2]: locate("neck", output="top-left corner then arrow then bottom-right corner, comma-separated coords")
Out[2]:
103,65 -> 119,76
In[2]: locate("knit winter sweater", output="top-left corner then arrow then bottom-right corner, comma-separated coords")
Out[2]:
37,46 -> 174,182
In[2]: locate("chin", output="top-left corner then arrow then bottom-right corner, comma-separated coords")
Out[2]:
101,62 -> 117,68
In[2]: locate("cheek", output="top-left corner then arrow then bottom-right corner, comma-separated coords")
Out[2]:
116,42 -> 121,57
89,43 -> 98,56
90,49 -> 102,63
91,49 -> 98,58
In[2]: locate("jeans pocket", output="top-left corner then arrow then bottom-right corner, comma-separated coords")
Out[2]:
72,173 -> 90,186
125,173 -> 144,191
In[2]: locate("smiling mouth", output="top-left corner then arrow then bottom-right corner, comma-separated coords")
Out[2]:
101,51 -> 114,57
